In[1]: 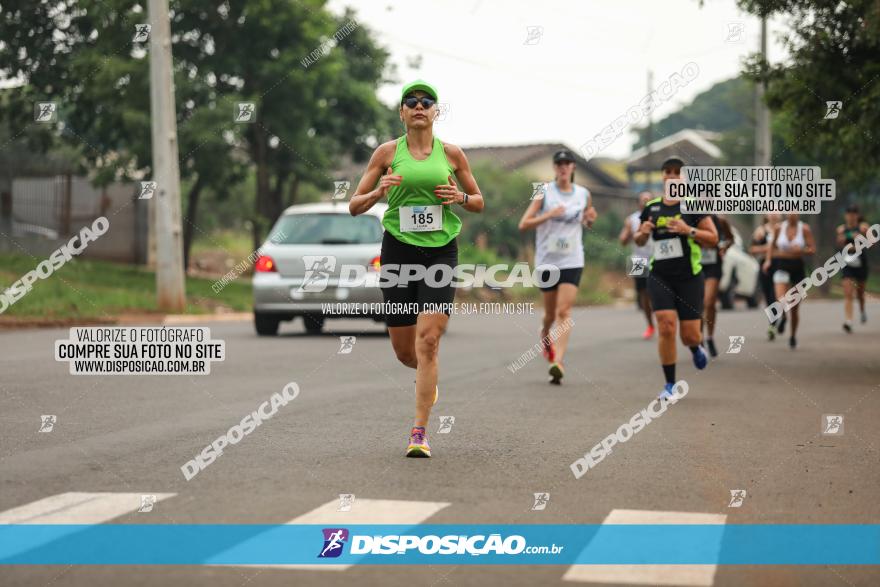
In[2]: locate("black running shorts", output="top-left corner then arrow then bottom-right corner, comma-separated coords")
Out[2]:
647,271 -> 705,320
702,262 -> 722,280
379,231 -> 458,327
538,267 -> 583,292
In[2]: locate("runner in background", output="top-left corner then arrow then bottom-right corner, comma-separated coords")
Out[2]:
763,214 -> 815,349
836,204 -> 870,332
519,149 -> 597,385
634,157 -> 718,400
701,214 -> 734,357
619,191 -> 655,339
750,213 -> 782,340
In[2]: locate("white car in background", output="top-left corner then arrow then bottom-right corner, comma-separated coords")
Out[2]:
720,226 -> 760,309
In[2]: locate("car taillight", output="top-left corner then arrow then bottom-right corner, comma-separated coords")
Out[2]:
369,256 -> 381,271
254,255 -> 277,273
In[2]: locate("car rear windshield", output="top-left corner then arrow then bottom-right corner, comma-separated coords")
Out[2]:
271,213 -> 383,245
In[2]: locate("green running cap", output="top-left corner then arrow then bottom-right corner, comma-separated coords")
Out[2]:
400,79 -> 438,103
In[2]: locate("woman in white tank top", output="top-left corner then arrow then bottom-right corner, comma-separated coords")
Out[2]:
519,149 -> 597,384
763,214 -> 815,349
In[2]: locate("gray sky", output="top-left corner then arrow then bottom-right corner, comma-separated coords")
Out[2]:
328,0 -> 789,159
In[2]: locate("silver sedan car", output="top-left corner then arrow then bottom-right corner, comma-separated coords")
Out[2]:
252,201 -> 387,335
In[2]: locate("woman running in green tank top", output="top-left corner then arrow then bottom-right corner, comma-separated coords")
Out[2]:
349,80 -> 484,458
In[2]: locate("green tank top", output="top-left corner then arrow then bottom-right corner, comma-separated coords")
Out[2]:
382,135 -> 462,247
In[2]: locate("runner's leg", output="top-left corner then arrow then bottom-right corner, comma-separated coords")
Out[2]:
552,283 -> 578,364
856,279 -> 866,316
640,288 -> 653,327
413,312 -> 448,427
680,318 -> 703,348
541,289 -> 558,341
843,277 -> 854,325
703,277 -> 719,338
389,325 -> 418,369
656,309 -> 678,370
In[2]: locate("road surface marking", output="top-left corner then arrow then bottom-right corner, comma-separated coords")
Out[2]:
0,492 -> 176,561
217,497 -> 450,571
0,492 -> 176,524
562,509 -> 727,586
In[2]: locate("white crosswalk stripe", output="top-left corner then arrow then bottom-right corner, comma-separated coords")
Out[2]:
562,509 -> 728,586
0,492 -> 176,561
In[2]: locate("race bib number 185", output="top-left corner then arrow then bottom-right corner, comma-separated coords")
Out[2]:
399,205 -> 442,232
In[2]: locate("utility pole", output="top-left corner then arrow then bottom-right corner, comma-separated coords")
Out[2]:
754,16 -> 772,227
645,69 -> 654,191
148,0 -> 186,311
755,17 -> 771,167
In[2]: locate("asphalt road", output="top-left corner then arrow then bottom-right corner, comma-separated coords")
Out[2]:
1,299 -> 878,586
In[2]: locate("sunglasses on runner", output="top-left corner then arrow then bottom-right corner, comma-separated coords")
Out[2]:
402,95 -> 436,109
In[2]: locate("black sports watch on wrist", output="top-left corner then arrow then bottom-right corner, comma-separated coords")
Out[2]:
689,227 -> 697,238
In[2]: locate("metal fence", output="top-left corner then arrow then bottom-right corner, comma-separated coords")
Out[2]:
0,175 -> 149,263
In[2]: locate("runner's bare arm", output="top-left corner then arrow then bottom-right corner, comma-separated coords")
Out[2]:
619,220 -> 633,245
749,225 -> 768,255
633,220 -> 654,246
440,143 -> 484,213
349,142 -> 399,216
802,223 -> 816,255
835,225 -> 846,248
518,198 -> 564,231
667,216 -> 717,248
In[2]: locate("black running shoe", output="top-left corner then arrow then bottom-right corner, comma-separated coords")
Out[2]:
789,336 -> 797,349
706,338 -> 718,357
778,316 -> 787,334
843,323 -> 852,334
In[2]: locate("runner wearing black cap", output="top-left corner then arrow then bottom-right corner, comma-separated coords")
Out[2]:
519,148 -> 597,384
634,157 -> 719,399
836,204 -> 870,332
349,79 -> 484,457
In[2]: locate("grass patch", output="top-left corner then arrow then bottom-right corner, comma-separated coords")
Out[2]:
0,253 -> 252,319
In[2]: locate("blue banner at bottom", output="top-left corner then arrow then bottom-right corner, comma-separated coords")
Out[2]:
0,525 -> 878,565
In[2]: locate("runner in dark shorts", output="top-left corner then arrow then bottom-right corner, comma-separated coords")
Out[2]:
634,157 -> 718,400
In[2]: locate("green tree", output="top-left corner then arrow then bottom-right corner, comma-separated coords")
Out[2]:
0,1 -> 392,267
737,0 -> 880,192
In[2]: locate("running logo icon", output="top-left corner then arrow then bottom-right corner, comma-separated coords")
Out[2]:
629,256 -> 648,277
435,102 -> 450,122
338,336 -> 356,354
337,494 -> 355,512
332,181 -> 350,200
235,103 -> 256,123
822,414 -> 844,435
724,22 -> 744,43
34,102 -> 57,123
318,528 -> 349,558
38,415 -> 56,433
138,494 -> 157,513
726,336 -> 745,354
824,101 -> 842,119
139,181 -> 157,200
133,24 -> 151,42
728,489 -> 746,508
437,416 -> 455,434
524,25 -> 543,45
531,493 -> 550,511
299,256 -> 336,292
530,182 -> 546,201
